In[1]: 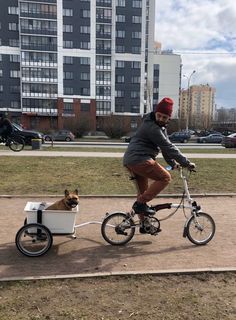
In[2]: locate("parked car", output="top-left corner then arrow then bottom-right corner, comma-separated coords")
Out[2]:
197,133 -> 224,143
82,131 -> 109,139
168,131 -> 191,143
221,133 -> 236,148
12,123 -> 44,145
44,130 -> 75,142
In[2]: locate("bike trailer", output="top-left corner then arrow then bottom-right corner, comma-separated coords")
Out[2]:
24,201 -> 79,234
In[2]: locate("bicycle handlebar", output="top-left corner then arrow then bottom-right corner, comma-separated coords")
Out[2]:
166,165 -> 196,172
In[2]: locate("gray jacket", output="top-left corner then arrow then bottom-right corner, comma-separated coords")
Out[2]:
123,112 -> 190,168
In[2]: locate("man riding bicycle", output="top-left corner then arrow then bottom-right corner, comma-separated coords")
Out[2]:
123,97 -> 195,233
0,113 -> 14,140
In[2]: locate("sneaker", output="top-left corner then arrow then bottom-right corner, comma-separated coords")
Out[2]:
132,201 -> 155,215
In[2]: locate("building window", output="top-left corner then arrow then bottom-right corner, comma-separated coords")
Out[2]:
131,61 -> 141,69
132,31 -> 141,39
131,76 -> 140,83
132,46 -> 141,54
11,101 -> 20,109
132,15 -> 142,23
64,102 -> 73,114
64,87 -> 73,95
116,30 -> 125,38
96,0 -> 111,5
116,45 -> 125,53
116,15 -> 125,22
63,40 -> 73,48
63,56 -> 73,64
80,26 -> 90,34
96,56 -> 111,67
116,75 -> 124,83
81,87 -> 90,95
132,0 -> 142,8
9,39 -> 19,47
96,71 -> 111,82
115,90 -> 124,97
80,42 -> 90,49
10,70 -> 20,78
116,60 -> 125,68
63,24 -> 73,32
80,72 -> 90,80
63,9 -> 73,16
9,23 -> 18,31
63,71 -> 73,80
96,24 -> 112,36
0,85 -> 3,92
131,91 -> 140,98
116,0 -> 125,7
81,10 -> 90,18
80,57 -> 90,65
0,54 -> 2,62
10,55 -> 20,63
8,7 -> 19,15
0,70 -> 2,77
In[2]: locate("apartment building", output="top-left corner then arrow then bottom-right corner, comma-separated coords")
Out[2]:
147,50 -> 181,119
0,0 -> 156,132
180,84 -> 216,130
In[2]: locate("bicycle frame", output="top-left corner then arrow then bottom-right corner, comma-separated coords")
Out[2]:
169,168 -> 198,212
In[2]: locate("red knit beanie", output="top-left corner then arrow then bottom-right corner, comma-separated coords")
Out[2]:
155,97 -> 173,117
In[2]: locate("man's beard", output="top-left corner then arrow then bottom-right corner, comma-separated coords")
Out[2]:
157,120 -> 169,127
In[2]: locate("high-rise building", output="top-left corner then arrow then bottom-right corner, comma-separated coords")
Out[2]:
180,84 -> 216,129
0,0 -> 156,131
147,49 -> 181,118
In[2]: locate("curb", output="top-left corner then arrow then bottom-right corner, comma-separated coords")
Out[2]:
1,267 -> 235,282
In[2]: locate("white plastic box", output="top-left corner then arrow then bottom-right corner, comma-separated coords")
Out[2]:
24,202 -> 79,234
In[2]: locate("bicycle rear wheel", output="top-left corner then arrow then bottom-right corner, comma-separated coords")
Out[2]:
101,212 -> 135,245
186,212 -> 215,245
8,135 -> 25,152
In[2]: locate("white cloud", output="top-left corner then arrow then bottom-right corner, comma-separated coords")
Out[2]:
155,0 -> 236,108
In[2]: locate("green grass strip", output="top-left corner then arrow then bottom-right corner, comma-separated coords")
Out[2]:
0,157 -> 235,195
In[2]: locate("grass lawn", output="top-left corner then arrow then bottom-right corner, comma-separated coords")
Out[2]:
0,156 -> 235,195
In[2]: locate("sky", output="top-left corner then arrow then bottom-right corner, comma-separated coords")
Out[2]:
155,0 -> 236,109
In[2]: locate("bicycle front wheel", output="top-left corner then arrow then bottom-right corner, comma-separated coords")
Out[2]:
101,212 -> 135,245
15,223 -> 53,257
8,136 -> 25,152
186,212 -> 216,245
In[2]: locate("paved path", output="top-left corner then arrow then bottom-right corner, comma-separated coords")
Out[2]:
0,150 -> 236,158
0,196 -> 235,280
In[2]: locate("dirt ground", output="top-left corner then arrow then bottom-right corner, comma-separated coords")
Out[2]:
0,196 -> 235,319
0,272 -> 235,320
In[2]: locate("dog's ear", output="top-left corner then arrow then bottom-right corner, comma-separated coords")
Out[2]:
74,189 -> 79,195
64,189 -> 70,196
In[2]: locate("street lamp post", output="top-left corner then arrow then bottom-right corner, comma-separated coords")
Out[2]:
183,70 -> 196,131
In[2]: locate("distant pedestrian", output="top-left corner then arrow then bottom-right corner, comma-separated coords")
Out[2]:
0,113 -> 13,139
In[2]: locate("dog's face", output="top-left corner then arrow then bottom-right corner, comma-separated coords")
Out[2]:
64,189 -> 79,209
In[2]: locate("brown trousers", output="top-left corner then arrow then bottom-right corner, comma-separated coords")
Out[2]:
126,159 -> 171,203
